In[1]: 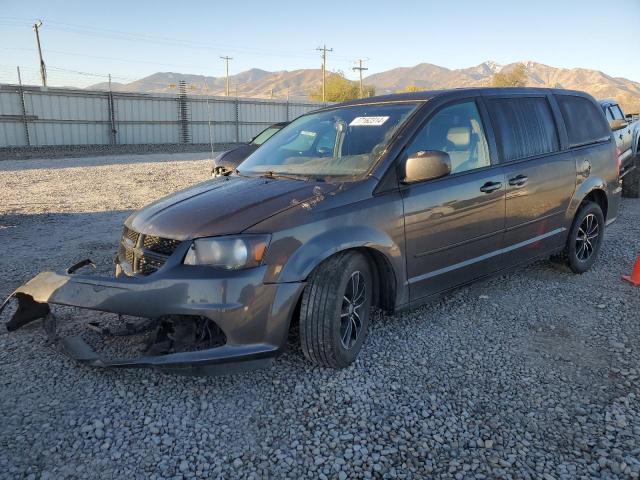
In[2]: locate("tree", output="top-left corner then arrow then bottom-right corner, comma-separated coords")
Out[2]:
309,72 -> 375,102
398,85 -> 424,93
490,63 -> 528,87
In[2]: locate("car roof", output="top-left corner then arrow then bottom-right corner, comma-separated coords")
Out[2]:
325,87 -> 593,109
598,99 -> 618,108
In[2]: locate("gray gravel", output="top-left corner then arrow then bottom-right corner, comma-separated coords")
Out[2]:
0,143 -> 237,161
1,153 -> 639,479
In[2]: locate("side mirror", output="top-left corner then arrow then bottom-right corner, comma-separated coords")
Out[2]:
609,119 -> 628,131
402,150 -> 451,184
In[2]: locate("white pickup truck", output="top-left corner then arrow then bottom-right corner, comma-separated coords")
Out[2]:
599,99 -> 640,197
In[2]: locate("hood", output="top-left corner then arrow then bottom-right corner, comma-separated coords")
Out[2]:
215,144 -> 258,169
127,176 -> 338,240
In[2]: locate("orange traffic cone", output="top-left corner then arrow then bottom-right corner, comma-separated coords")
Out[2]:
623,256 -> 640,286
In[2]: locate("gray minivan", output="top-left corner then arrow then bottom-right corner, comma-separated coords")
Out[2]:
3,88 -> 621,373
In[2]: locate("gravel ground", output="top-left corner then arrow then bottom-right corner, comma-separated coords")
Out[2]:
1,153 -> 639,479
0,144 -> 236,161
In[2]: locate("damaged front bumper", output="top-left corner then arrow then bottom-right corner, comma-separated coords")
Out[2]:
1,264 -> 304,374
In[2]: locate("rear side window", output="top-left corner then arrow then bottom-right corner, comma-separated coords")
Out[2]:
486,97 -> 559,162
605,108 -> 614,122
556,95 -> 611,148
610,105 -> 625,120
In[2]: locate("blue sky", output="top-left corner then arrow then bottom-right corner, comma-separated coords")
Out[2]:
0,0 -> 638,87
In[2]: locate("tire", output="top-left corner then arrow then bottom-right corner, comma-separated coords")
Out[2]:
622,161 -> 640,198
299,251 -> 373,368
558,201 -> 605,274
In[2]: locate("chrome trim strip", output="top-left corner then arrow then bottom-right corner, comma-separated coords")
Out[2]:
408,227 -> 566,284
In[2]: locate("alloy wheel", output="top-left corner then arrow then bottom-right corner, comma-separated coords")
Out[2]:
340,271 -> 367,350
575,213 -> 599,261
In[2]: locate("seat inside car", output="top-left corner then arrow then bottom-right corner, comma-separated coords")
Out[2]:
446,125 -> 485,173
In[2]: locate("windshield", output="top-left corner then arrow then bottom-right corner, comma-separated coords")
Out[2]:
238,103 -> 419,178
250,126 -> 282,146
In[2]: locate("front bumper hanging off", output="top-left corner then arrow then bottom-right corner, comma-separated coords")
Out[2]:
0,264 -> 304,374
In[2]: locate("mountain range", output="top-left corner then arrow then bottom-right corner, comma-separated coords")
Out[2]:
88,61 -> 640,113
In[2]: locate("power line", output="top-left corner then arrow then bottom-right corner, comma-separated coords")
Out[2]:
353,59 -> 369,98
32,20 -> 46,86
0,17 -> 357,62
220,56 -> 233,97
316,45 -> 333,102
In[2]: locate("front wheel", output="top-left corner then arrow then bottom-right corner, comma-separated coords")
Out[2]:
299,251 -> 372,368
559,201 -> 605,274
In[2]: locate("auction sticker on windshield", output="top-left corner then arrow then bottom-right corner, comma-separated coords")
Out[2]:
349,116 -> 389,127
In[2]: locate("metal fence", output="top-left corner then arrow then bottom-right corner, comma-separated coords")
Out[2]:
0,84 -> 328,147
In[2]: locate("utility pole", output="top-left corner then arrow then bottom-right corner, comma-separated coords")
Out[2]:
33,20 -> 47,87
316,45 -> 333,102
353,59 -> 369,99
220,56 -> 233,96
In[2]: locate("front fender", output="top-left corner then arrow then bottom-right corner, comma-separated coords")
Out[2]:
275,225 -> 403,284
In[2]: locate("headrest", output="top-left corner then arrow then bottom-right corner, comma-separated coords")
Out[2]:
446,127 -> 470,147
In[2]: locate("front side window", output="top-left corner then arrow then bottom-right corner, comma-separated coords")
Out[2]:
238,103 -> 419,179
405,101 -> 491,174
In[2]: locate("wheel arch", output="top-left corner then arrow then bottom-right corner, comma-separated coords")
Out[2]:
567,176 -> 609,222
583,188 -> 608,220
275,226 -> 405,314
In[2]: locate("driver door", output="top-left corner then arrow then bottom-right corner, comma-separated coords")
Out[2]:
401,99 -> 506,302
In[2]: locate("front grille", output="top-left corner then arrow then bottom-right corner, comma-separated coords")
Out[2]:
123,226 -> 140,245
118,227 -> 181,276
143,235 -> 182,255
138,254 -> 166,275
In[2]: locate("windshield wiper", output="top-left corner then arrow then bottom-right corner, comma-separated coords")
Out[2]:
261,171 -> 323,182
233,168 -> 253,178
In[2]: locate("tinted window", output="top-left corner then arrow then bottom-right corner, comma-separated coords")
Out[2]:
556,95 -> 611,148
406,101 -> 491,174
486,97 -> 559,162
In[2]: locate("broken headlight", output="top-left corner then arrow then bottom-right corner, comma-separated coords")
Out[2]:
183,235 -> 270,270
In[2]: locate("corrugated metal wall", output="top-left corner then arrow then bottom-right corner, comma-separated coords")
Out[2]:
0,84 -> 327,147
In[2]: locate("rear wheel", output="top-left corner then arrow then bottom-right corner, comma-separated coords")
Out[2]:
622,161 -> 640,198
558,201 -> 605,274
299,251 -> 372,368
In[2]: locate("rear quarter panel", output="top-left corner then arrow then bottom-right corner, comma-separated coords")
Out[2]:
566,139 -> 620,223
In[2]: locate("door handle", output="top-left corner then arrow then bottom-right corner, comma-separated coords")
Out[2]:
508,174 -> 528,187
480,181 -> 503,193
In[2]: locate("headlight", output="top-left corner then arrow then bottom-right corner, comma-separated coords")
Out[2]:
183,235 -> 270,269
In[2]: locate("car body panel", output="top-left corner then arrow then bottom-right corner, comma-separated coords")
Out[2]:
127,176 -> 339,240
402,167 -> 506,301
500,151 -> 576,265
214,144 -> 258,171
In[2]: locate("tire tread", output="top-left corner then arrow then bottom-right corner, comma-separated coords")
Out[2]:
299,251 -> 368,368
